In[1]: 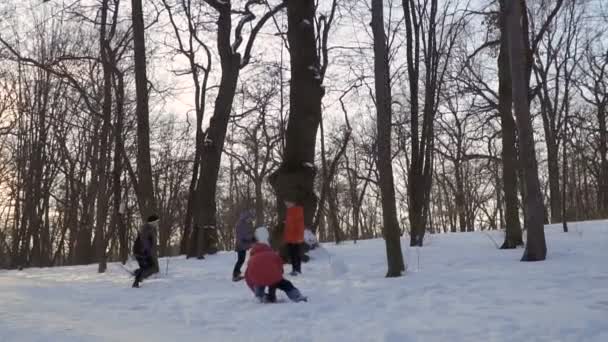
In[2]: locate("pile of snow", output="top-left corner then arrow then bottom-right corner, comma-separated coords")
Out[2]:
1,220 -> 607,341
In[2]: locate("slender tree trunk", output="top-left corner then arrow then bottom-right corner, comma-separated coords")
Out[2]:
96,0 -> 112,273
371,0 -> 405,277
546,138 -> 562,223
562,114 -> 569,233
506,0 -> 547,261
454,163 -> 466,232
598,103 -> 608,215
111,71 -> 127,264
191,4 -> 240,258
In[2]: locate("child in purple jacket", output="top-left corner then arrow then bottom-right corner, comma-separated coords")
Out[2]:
232,209 -> 255,281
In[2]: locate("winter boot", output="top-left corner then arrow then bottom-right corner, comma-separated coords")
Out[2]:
286,288 -> 307,302
263,293 -> 277,303
254,286 -> 266,302
232,272 -> 244,282
132,269 -> 142,288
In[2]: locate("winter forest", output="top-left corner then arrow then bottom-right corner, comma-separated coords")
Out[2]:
0,0 -> 607,277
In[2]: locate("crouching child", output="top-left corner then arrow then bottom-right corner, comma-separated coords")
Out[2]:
244,227 -> 307,303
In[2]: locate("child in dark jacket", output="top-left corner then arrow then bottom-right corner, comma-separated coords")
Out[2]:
244,227 -> 307,303
233,209 -> 255,281
132,215 -> 160,288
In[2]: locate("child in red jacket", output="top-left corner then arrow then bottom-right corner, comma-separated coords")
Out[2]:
245,227 -> 307,303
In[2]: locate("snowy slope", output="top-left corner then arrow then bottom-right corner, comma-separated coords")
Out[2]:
1,220 -> 607,342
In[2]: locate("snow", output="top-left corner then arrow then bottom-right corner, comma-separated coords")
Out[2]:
1,220 -> 608,341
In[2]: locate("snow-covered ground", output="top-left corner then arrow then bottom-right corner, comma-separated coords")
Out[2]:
1,220 -> 607,342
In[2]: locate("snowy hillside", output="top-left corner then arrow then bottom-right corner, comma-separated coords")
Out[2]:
1,220 -> 607,342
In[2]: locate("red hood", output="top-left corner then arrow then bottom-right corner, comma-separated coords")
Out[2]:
249,243 -> 273,257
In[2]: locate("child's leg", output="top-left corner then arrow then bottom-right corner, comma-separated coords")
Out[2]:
274,279 -> 307,302
233,250 -> 246,278
288,243 -> 302,273
287,244 -> 301,273
274,279 -> 296,293
139,256 -> 158,280
132,256 -> 147,287
253,286 -> 266,301
294,243 -> 302,273
266,285 -> 278,302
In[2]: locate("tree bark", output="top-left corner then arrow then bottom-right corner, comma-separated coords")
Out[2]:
271,0 -> 322,237
506,0 -> 547,261
498,1 -> 523,249
191,3 -> 240,258
371,0 -> 405,277
96,0 -> 112,273
131,0 -> 157,219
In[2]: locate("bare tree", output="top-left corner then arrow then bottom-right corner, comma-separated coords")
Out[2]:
160,0 -> 213,255
402,0 -> 468,246
371,0 -> 405,277
131,0 -> 157,219
506,0 -> 546,261
270,0 -> 323,245
189,0 -> 286,258
576,39 -> 608,216
497,0 -> 523,248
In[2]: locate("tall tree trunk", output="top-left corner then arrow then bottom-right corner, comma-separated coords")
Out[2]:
506,0 -> 547,261
191,4 -> 240,258
131,0 -> 157,219
111,70 -> 127,264
271,0 -> 322,239
598,103 -> 608,215
371,0 -> 405,277
96,0 -> 112,273
498,2 -> 523,249
454,163 -> 466,232
254,179 -> 265,226
546,141 -> 562,222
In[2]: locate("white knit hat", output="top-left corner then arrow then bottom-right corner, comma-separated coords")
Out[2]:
254,226 -> 269,244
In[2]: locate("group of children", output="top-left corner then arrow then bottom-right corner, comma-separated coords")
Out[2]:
131,200 -> 311,303
232,200 -> 308,303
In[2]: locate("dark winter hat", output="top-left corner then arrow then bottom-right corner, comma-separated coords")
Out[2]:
147,215 -> 159,223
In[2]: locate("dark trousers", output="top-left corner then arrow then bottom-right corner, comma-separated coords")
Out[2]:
287,243 -> 301,273
134,255 -> 158,283
233,250 -> 246,277
268,279 -> 296,299
255,279 -> 297,302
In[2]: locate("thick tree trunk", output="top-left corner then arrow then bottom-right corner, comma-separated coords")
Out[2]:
497,4 -> 523,249
131,0 -> 157,219
371,0 -> 405,277
506,0 -> 547,261
271,0 -> 322,238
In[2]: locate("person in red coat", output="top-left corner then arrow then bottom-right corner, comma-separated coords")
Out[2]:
284,200 -> 305,275
245,227 -> 307,303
